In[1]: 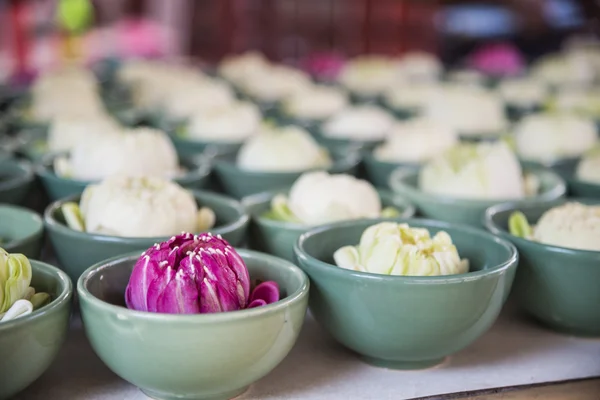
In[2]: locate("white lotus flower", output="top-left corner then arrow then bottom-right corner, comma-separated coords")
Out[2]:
395,52 -> 443,82
163,78 -> 235,119
334,222 -> 469,276
383,81 -> 441,112
446,69 -> 487,86
337,55 -> 398,96
282,85 -> 348,120
374,118 -> 458,163
80,176 -> 199,237
576,148 -> 600,184
47,115 -> 122,152
424,85 -> 508,137
532,202 -> 600,251
187,101 -> 261,142
419,141 -> 527,200
56,127 -> 180,181
237,126 -> 330,172
514,113 -> 597,163
238,65 -> 312,102
322,106 -> 395,141
286,172 -> 382,225
550,88 -> 600,118
218,51 -> 270,85
531,50 -> 600,88
497,78 -> 549,108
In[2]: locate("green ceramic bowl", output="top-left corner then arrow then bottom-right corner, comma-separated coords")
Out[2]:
44,190 -> 249,282
311,125 -> 384,153
170,132 -> 243,159
0,148 -> 12,163
505,104 -> 543,122
0,260 -> 72,399
36,154 -> 211,201
549,159 -> 600,198
0,158 -> 35,205
0,205 -> 44,258
294,217 -> 518,369
78,249 -> 309,400
362,152 -> 419,188
389,167 -> 567,226
520,158 -> 579,182
213,148 -> 361,199
243,189 -> 416,262
484,198 -> 600,336
13,127 -> 48,162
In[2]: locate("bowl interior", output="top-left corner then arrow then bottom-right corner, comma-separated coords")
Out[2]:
299,218 -> 515,276
0,205 -> 43,246
83,250 -> 307,311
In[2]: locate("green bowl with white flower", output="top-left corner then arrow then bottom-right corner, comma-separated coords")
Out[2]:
484,199 -> 600,336
362,118 -> 459,188
168,100 -> 262,159
310,105 -> 396,152
243,171 -> 416,262
0,249 -> 72,399
36,127 -> 212,201
380,81 -> 439,120
389,141 -> 567,227
212,125 -> 361,199
0,205 -> 44,259
44,176 -> 249,282
294,217 -> 518,369
513,112 -> 599,178
495,77 -> 548,121
550,146 -> 600,198
0,158 -> 35,205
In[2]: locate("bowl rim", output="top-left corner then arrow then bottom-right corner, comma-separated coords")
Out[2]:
213,145 -> 361,177
388,165 -> 567,206
0,259 -> 72,331
362,150 -> 424,168
77,248 -> 310,322
35,152 -> 212,184
294,216 -> 518,284
0,204 -> 44,248
43,190 -> 250,243
0,159 -> 35,191
242,187 -> 416,230
483,198 -> 600,257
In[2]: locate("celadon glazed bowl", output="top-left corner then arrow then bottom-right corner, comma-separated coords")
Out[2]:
44,190 -> 249,282
0,260 -> 72,399
0,205 -> 44,258
212,147 -> 361,199
389,167 -> 567,226
551,159 -> 600,199
362,151 -> 419,188
78,249 -> 309,400
484,198 -> 600,336
169,129 -> 244,159
243,189 -> 416,262
0,158 -> 35,205
36,153 -> 211,201
294,217 -> 518,370
311,125 -> 385,153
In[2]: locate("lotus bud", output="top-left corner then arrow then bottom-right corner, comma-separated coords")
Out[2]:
0,249 -> 33,314
333,222 -> 469,276
125,233 -> 280,314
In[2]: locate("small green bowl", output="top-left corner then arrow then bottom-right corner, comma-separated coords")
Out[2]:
389,167 -> 567,226
547,159 -> 600,198
505,104 -> 543,122
169,131 -> 244,159
36,154 -> 211,201
78,249 -> 309,400
13,127 -> 49,162
294,217 -> 518,369
0,205 -> 44,258
520,158 -> 579,182
213,148 -> 361,199
0,148 -> 12,163
362,151 -> 419,188
243,189 -> 416,262
0,158 -> 35,205
0,260 -> 73,399
311,125 -> 384,153
484,198 -> 600,336
44,190 -> 249,282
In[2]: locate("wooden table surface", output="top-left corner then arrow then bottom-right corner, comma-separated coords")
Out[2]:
442,378 -> 600,400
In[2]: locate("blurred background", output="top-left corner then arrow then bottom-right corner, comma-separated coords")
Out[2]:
0,0 -> 598,81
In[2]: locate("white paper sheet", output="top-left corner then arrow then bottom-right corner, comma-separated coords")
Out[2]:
15,303 -> 600,400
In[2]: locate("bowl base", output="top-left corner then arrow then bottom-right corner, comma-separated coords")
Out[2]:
141,386 -> 248,400
358,355 -> 448,370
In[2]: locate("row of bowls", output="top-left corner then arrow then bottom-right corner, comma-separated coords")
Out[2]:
3,194 -> 598,400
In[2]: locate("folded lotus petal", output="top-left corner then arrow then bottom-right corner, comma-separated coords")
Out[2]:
249,281 -> 280,305
145,265 -> 177,312
126,254 -> 163,311
198,276 -> 222,313
156,269 -> 200,314
247,299 -> 267,308
198,250 -> 241,312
